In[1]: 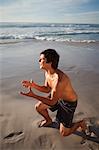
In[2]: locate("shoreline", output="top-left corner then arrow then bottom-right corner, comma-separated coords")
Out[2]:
0,38 -> 99,45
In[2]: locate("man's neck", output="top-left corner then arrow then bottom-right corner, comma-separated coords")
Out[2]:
47,68 -> 56,75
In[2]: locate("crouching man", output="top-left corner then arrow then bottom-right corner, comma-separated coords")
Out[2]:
20,49 -> 86,136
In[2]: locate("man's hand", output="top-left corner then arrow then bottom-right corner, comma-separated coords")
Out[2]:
21,80 -> 33,88
20,88 -> 35,97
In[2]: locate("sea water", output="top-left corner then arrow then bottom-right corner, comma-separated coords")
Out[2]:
0,22 -> 99,43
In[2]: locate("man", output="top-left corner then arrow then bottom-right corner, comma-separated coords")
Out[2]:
20,49 -> 86,136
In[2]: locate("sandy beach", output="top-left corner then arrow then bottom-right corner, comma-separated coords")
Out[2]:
0,40 -> 99,150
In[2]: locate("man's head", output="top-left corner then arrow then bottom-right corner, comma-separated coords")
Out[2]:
39,49 -> 60,70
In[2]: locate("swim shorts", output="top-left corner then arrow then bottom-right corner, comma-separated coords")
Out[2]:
49,100 -> 77,128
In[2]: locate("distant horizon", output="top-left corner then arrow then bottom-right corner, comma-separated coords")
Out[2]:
0,21 -> 99,25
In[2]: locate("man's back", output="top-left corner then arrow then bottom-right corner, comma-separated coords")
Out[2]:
46,69 -> 78,102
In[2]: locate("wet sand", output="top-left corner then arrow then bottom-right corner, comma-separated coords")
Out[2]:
0,40 -> 99,150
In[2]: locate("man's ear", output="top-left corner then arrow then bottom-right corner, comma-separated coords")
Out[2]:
46,60 -> 52,65
47,62 -> 52,66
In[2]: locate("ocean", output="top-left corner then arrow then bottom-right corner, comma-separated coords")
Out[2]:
0,22 -> 99,43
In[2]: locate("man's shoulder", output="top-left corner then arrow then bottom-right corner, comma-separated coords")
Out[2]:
58,69 -> 68,79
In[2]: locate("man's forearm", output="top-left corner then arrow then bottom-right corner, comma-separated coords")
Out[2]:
31,82 -> 50,93
32,94 -> 56,106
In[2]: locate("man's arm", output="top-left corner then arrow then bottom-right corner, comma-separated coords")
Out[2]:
20,89 -> 58,106
31,81 -> 51,93
32,93 -> 58,106
20,78 -> 61,106
21,79 -> 51,93
21,72 -> 51,93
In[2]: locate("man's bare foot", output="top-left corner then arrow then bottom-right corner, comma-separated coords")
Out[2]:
38,119 -> 52,127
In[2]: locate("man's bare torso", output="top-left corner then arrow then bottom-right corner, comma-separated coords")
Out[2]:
45,69 -> 77,102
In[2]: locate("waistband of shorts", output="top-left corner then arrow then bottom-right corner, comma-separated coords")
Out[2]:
50,99 -> 77,108
60,99 -> 78,105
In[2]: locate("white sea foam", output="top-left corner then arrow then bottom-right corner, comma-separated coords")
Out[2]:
0,23 -> 99,43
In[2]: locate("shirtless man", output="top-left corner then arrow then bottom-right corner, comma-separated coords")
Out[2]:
20,49 -> 86,136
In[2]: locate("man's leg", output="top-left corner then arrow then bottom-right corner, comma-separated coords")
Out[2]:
35,101 -> 52,127
60,120 -> 87,136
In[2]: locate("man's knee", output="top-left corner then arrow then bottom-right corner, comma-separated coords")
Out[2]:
60,124 -> 71,136
60,129 -> 71,136
35,102 -> 42,111
35,102 -> 47,112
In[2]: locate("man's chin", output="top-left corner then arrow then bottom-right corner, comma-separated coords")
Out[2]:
40,67 -> 46,71
40,66 -> 44,69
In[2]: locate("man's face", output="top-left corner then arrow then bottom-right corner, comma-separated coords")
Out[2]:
39,54 -> 47,70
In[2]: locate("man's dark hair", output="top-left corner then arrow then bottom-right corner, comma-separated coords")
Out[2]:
40,49 -> 60,69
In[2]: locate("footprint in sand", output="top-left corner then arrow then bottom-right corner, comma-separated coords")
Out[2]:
3,131 -> 24,143
33,134 -> 54,150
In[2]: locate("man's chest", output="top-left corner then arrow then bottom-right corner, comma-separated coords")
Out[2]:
47,78 -> 56,89
46,72 -> 59,89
